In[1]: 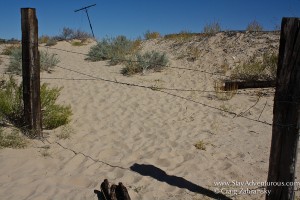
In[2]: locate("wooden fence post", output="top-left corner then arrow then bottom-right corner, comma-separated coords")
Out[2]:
21,8 -> 42,137
266,18 -> 300,200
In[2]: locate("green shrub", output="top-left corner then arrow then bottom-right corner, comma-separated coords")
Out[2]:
0,128 -> 27,149
122,51 -> 169,76
144,31 -> 161,40
231,52 -> 277,81
0,76 -> 23,125
203,22 -> 221,34
86,36 -> 135,65
246,20 -> 264,31
0,77 -> 72,130
7,48 -> 60,75
40,83 -> 72,129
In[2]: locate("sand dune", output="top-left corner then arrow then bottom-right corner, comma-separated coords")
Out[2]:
0,32 -> 299,200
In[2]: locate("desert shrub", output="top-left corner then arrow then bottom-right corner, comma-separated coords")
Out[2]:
0,128 -> 27,149
40,84 -> 72,129
45,38 -> 57,46
0,76 -> 23,125
40,51 -> 60,72
0,77 -> 72,130
7,48 -> 60,75
246,20 -> 264,32
194,140 -> 206,150
203,22 -> 221,34
144,31 -> 161,40
122,51 -> 169,75
231,52 -> 278,81
86,35 -> 135,65
1,45 -> 20,55
60,27 -> 92,40
56,124 -> 74,139
39,35 -> 50,44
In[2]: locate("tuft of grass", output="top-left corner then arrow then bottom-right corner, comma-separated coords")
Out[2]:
7,47 -> 60,75
1,45 -> 20,56
71,41 -> 84,46
40,149 -> 51,157
164,31 -> 196,41
39,35 -> 50,44
194,140 -> 206,151
246,20 -> 264,32
122,51 -> 169,76
203,22 -> 221,34
56,124 -> 74,139
0,128 -> 27,149
144,31 -> 161,40
231,52 -> 277,81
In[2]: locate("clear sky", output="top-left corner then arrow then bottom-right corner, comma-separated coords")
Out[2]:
0,0 -> 300,40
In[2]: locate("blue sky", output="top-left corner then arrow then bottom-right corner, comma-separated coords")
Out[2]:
0,0 -> 299,40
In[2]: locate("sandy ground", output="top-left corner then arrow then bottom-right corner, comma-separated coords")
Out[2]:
0,32 -> 299,200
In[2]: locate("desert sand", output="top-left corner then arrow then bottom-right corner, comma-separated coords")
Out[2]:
0,31 -> 299,200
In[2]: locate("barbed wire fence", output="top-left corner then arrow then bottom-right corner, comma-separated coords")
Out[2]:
0,43 -> 275,127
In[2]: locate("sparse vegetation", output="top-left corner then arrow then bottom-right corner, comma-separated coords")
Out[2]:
60,27 -> 92,40
1,45 -> 20,56
86,35 -> 137,65
194,140 -> 206,150
231,52 -> 277,81
246,20 -> 264,32
203,22 -> 221,34
0,128 -> 27,149
144,31 -> 161,40
56,124 -> 74,139
39,35 -> 50,44
45,38 -> 58,46
121,51 -> 169,76
0,77 -> 72,130
164,31 -> 196,41
6,47 -> 60,75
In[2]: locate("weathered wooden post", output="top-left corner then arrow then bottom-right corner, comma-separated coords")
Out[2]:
266,18 -> 300,200
21,8 -> 42,137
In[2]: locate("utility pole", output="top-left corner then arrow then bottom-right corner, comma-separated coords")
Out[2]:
74,4 -> 96,38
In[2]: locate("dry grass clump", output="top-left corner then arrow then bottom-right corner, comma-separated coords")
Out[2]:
39,35 -> 50,44
121,51 -> 169,76
231,52 -> 277,81
194,140 -> 206,151
1,45 -> 20,56
144,31 -> 161,40
203,22 -> 221,34
246,20 -> 264,32
0,128 -> 27,149
56,124 -> 74,139
60,27 -> 93,40
45,38 -> 58,46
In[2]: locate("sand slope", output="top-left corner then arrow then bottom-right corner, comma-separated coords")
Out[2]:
0,32 -> 299,200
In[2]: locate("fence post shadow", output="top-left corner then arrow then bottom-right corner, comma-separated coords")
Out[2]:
130,163 -> 232,200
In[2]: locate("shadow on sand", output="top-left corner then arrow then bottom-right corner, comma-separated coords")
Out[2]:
130,163 -> 232,200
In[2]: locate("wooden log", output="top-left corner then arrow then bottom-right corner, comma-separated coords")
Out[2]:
99,179 -> 131,200
223,80 -> 275,91
101,179 -> 111,200
266,18 -> 300,200
21,8 -> 42,137
116,182 -> 131,200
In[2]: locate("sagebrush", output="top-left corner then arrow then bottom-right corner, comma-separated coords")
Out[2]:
0,128 -> 27,149
122,51 -> 169,75
86,36 -> 138,65
7,48 -> 60,75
